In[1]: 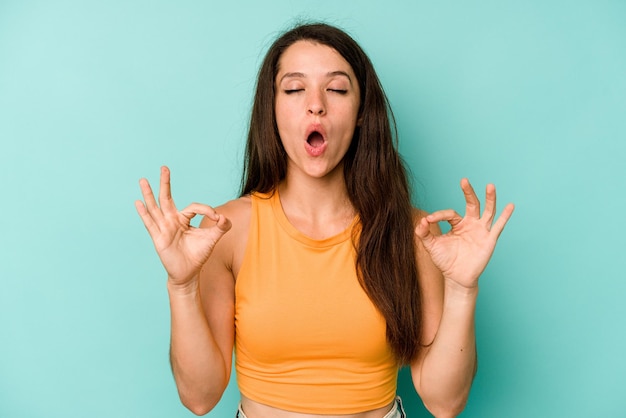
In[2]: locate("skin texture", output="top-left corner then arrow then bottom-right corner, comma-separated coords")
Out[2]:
275,41 -> 361,183
135,41 -> 514,418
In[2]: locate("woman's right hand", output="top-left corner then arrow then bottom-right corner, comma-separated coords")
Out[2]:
135,166 -> 232,288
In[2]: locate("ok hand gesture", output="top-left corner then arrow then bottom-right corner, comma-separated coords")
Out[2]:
415,179 -> 514,289
135,166 -> 231,287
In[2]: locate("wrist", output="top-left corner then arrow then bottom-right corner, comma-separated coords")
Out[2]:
443,278 -> 479,301
167,277 -> 200,298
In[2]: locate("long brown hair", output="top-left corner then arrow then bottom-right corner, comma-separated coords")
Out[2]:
240,23 -> 421,364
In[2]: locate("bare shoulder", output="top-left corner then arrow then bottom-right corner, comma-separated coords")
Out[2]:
195,197 -> 252,366
198,195 -> 252,226
218,195 -> 252,217
199,195 -> 252,275
198,196 -> 251,235
196,196 -> 251,338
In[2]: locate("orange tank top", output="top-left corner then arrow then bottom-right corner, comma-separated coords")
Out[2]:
235,191 -> 399,414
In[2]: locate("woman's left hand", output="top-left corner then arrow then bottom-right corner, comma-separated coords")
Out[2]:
415,178 -> 515,289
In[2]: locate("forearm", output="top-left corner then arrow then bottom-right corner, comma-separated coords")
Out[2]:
168,279 -> 229,415
413,280 -> 478,417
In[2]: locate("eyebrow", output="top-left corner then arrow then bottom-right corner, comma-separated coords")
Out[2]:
279,71 -> 353,84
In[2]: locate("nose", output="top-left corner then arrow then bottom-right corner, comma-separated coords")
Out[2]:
307,90 -> 326,115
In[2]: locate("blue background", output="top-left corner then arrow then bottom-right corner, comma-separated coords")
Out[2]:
1,1 -> 625,416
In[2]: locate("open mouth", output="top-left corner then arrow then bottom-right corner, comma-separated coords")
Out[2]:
307,131 -> 325,148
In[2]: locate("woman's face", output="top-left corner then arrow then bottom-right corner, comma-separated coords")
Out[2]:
274,40 -> 361,181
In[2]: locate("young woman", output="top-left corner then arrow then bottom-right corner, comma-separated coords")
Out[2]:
135,23 -> 514,418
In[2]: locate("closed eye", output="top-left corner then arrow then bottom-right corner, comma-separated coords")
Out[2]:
328,89 -> 348,94
284,89 -> 304,94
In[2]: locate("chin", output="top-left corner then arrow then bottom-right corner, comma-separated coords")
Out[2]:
306,165 -> 343,180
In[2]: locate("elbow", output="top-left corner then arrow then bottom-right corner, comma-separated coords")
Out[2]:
423,395 -> 469,418
425,403 -> 467,418
416,360 -> 476,417
174,369 -> 230,415
181,396 -> 218,416
179,389 -> 224,416
187,405 -> 211,416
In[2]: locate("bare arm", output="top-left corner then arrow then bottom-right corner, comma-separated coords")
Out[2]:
167,256 -> 234,415
135,166 -> 236,415
410,261 -> 478,417
411,179 -> 514,417
173,196 -> 250,413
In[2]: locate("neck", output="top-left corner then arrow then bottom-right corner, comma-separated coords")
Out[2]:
278,169 -> 355,239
